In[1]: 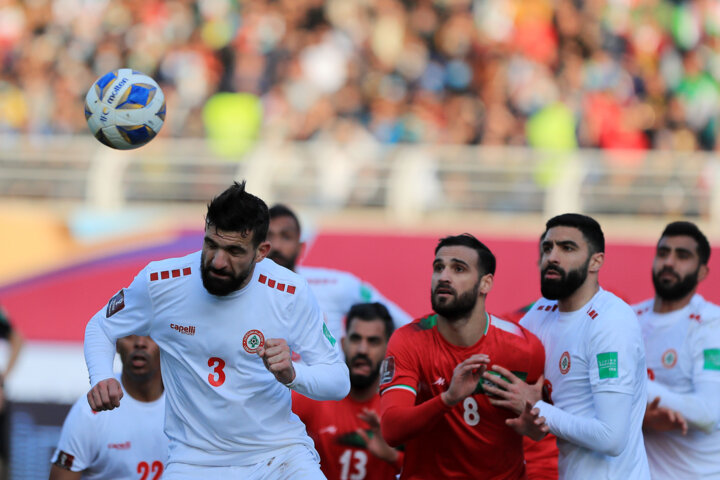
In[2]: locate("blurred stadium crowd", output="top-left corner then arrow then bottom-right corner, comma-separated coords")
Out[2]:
2,0 -> 720,152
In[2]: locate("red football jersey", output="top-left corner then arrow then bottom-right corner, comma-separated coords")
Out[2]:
379,313 -> 546,480
292,392 -> 401,480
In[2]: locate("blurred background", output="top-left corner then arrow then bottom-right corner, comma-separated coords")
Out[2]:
3,0 -> 720,477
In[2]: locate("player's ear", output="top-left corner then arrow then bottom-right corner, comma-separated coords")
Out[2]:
699,264 -> 709,282
479,273 -> 493,295
255,241 -> 271,262
588,251 -> 604,273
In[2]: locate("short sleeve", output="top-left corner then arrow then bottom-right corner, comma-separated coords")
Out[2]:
288,280 -> 343,366
50,398 -> 98,472
96,267 -> 154,341
587,304 -> 643,395
689,319 -> 720,385
379,327 -> 420,397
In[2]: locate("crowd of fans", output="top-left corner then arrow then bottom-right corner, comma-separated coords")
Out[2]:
1,0 -> 720,152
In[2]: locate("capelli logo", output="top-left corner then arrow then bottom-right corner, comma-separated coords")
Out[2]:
170,323 -> 196,336
108,441 -> 131,450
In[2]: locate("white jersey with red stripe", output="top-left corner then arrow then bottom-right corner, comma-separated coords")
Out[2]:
634,294 -> 720,479
90,252 -> 344,468
51,381 -> 167,479
521,288 -> 649,478
297,266 -> 412,343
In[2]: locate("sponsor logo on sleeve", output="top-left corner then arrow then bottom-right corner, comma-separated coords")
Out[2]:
322,323 -> 336,347
597,352 -> 619,379
243,329 -> 265,354
106,290 -> 125,317
703,349 -> 720,371
55,451 -> 75,469
379,356 -> 395,385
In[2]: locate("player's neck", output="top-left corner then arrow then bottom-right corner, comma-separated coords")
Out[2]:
557,278 -> 600,313
437,307 -> 488,347
350,380 -> 379,402
653,292 -> 694,313
121,372 -> 164,403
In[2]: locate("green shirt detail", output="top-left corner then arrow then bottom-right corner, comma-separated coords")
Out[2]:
597,352 -> 619,379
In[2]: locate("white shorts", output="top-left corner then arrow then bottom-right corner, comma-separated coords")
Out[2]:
163,445 -> 325,480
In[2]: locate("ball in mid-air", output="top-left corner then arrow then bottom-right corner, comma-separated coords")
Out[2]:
84,69 -> 166,150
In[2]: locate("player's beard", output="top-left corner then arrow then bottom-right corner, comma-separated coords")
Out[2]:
348,354 -> 380,389
200,251 -> 254,296
540,258 -> 589,300
267,250 -> 298,271
652,266 -> 699,301
431,281 -> 479,321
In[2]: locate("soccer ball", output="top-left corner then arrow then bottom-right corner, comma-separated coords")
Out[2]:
84,69 -> 166,150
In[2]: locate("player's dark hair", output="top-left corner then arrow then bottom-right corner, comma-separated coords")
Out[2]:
345,302 -> 395,340
268,204 -> 301,236
435,234 -> 496,275
205,181 -> 268,247
660,221 -> 710,265
544,213 -> 605,254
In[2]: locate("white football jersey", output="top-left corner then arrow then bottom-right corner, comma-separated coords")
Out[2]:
92,253 -> 344,467
634,294 -> 720,479
521,288 -> 650,479
297,266 -> 411,342
51,381 -> 167,479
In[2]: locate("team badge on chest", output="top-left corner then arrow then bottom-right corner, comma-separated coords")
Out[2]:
559,351 -> 571,374
661,348 -> 677,368
243,329 -> 265,354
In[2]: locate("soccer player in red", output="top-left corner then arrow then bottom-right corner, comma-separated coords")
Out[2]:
379,234 -> 546,479
293,302 -> 402,479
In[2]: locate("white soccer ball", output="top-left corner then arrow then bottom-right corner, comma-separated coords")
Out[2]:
84,68 -> 166,150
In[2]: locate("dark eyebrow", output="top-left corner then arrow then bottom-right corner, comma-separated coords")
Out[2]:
555,240 -> 579,248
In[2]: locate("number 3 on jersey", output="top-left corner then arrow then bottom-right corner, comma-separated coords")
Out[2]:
339,449 -> 367,480
208,356 -> 226,387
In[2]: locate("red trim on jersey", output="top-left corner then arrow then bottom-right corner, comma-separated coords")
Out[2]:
380,389 -> 452,447
182,267 -> 191,276
258,274 -> 267,284
160,271 -> 170,280
287,285 -> 296,294
268,279 -> 276,288
276,283 -> 285,292
171,269 -> 181,278
150,272 -> 159,281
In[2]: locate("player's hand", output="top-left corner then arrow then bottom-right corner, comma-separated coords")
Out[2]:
483,365 -> 543,415
643,397 -> 688,435
506,401 -> 549,441
441,354 -> 490,407
257,338 -> 296,385
356,408 -> 399,464
87,378 -> 123,411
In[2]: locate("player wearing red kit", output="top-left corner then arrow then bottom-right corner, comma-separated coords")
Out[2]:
294,303 -> 402,480
379,234 -> 546,479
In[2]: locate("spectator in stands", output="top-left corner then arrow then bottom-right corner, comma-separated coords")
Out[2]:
3,0 -> 720,154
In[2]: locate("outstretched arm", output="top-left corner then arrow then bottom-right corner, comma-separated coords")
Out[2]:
535,391 -> 632,457
84,314 -> 122,411
646,380 -> 720,434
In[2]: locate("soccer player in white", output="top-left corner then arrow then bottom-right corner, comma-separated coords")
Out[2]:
483,213 -> 650,479
267,204 -> 411,344
50,335 -> 167,480
633,221 -> 720,479
83,181 -> 350,480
